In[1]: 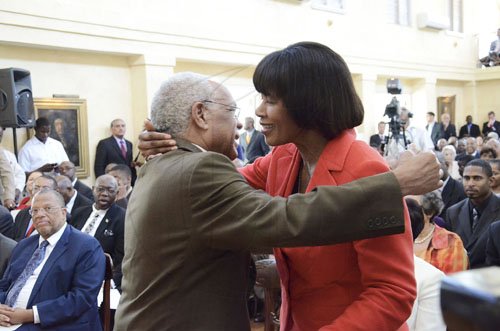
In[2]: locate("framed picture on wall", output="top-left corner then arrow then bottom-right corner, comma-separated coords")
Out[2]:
437,96 -> 456,124
34,98 -> 89,178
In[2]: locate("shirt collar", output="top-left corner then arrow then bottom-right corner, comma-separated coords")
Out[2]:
40,222 -> 67,247
192,143 -> 207,152
92,204 -> 110,215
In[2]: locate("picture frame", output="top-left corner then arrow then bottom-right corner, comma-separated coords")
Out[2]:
34,98 -> 90,178
437,96 -> 456,124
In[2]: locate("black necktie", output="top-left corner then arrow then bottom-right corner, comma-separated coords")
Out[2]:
472,208 -> 479,232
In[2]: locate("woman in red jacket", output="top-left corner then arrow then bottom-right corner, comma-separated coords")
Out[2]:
141,42 -> 416,331
237,42 -> 415,331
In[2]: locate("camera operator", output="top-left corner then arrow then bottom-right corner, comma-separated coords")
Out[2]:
400,107 -> 435,153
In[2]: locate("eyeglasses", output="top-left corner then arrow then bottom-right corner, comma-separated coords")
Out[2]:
201,100 -> 240,119
94,186 -> 117,195
30,206 -> 64,216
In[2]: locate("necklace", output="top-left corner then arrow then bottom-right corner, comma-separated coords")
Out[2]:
414,224 -> 435,244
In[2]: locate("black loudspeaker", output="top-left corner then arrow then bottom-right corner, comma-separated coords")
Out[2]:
0,68 -> 35,128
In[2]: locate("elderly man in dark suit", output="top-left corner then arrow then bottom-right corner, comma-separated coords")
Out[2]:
55,176 -> 92,216
114,72 -> 441,331
94,119 -> 137,185
70,174 -> 124,290
0,233 -> 16,278
0,189 -> 104,330
12,175 -> 58,242
445,159 -> 500,268
58,161 -> 93,201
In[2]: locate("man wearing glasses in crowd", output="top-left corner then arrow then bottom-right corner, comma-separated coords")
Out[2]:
0,189 -> 104,329
70,174 -> 125,290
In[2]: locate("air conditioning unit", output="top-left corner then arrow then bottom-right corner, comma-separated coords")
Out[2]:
417,13 -> 450,30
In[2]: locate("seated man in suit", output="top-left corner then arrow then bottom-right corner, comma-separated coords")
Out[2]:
0,233 -> 16,278
437,158 -> 466,220
445,159 -> 500,268
12,175 -> 58,242
70,174 -> 124,290
486,221 -> 500,266
58,161 -> 93,201
0,205 -> 14,238
0,189 -> 104,330
55,176 -> 92,216
108,164 -> 132,210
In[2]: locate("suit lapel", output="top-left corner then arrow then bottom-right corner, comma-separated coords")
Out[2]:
94,206 -> 115,241
27,226 -> 70,307
469,196 -> 500,244
456,202 -> 473,248
110,137 -> 126,162
75,207 -> 93,229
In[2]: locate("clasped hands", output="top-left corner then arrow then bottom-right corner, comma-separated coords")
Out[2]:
0,304 -> 33,326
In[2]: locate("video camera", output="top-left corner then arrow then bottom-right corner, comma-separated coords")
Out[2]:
381,78 -> 412,158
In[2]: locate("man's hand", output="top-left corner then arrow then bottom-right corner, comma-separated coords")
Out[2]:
3,199 -> 16,210
138,119 -> 177,158
0,306 -> 33,326
0,304 -> 14,326
392,151 -> 443,196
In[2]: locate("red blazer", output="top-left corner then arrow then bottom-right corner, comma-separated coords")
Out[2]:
241,130 -> 416,331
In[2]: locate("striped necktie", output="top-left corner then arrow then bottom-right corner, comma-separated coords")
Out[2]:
5,240 -> 49,307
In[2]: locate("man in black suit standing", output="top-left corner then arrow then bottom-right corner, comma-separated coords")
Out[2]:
94,119 -> 137,185
445,159 -> 500,268
239,117 -> 270,164
58,161 -> 93,201
438,160 -> 466,220
55,176 -> 92,216
482,111 -> 500,136
70,174 -> 125,290
369,121 -> 386,151
459,115 -> 481,138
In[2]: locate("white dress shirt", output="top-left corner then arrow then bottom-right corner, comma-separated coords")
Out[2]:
66,191 -> 78,214
406,125 -> 435,152
18,137 -> 69,172
13,223 -> 67,324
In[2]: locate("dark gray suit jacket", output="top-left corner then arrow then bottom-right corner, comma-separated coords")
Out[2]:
486,220 -> 500,266
115,139 -> 406,331
445,194 -> 500,268
0,233 -> 16,278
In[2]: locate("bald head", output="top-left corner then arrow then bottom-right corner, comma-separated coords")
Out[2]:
55,175 -> 75,204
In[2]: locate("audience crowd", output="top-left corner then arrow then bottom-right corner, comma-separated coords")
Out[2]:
0,55 -> 499,330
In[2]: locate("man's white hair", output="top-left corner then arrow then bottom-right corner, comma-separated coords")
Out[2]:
151,72 -> 214,135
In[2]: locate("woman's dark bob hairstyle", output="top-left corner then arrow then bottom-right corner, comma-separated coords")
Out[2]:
253,41 -> 364,140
